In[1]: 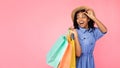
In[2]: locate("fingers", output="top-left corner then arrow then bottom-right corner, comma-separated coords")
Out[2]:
68,27 -> 75,35
69,26 -> 74,30
83,12 -> 88,15
83,12 -> 89,18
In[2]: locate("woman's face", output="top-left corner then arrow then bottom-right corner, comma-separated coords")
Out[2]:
76,12 -> 90,29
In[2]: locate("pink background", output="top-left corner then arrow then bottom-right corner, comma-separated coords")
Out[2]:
0,0 -> 120,68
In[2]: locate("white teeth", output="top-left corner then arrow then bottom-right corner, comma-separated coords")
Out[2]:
80,21 -> 84,24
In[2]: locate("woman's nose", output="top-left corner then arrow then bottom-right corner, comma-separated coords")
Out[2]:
78,18 -> 83,21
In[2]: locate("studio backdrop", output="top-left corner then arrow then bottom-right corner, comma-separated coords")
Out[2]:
0,0 -> 120,68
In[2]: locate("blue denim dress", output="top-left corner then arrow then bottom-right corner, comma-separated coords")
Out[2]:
76,27 -> 106,68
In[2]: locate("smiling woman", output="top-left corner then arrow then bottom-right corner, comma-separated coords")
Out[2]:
69,6 -> 107,68
76,9 -> 93,29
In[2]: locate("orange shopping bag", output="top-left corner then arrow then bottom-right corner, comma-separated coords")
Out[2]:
58,32 -> 76,68
58,43 -> 72,68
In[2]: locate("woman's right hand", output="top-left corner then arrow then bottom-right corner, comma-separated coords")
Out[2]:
69,27 -> 78,38
69,27 -> 81,57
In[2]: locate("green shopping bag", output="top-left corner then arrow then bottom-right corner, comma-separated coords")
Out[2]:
46,35 -> 68,68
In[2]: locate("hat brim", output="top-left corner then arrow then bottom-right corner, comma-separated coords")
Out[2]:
71,6 -> 94,21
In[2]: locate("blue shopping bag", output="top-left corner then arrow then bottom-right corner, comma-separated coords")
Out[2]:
46,35 -> 68,68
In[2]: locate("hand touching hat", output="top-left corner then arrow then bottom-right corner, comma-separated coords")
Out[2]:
71,6 -> 96,21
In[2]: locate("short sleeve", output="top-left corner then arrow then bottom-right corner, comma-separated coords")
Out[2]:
93,27 -> 106,40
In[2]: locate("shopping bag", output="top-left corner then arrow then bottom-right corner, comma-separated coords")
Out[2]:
46,35 -> 68,68
70,34 -> 76,68
58,32 -> 76,68
58,43 -> 72,68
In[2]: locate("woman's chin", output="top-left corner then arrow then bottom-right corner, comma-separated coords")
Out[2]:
79,25 -> 85,28
79,25 -> 88,29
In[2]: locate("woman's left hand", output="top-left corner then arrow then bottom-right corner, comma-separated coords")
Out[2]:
84,9 -> 96,20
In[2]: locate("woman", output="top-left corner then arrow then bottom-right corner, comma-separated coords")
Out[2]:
69,6 -> 107,68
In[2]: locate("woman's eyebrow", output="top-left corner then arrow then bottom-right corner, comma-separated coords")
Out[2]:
77,14 -> 80,17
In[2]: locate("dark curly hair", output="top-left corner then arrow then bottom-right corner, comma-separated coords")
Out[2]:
73,9 -> 95,30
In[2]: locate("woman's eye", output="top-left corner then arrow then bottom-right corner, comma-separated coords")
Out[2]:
82,15 -> 86,18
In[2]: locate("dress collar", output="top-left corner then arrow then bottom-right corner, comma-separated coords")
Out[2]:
78,26 -> 93,33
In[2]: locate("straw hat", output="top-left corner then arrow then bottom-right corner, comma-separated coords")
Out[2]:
71,6 -> 95,21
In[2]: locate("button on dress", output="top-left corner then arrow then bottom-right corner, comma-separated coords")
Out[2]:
76,27 -> 106,68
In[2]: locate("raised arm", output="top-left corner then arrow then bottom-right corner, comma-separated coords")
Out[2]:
93,18 -> 107,33
85,9 -> 107,33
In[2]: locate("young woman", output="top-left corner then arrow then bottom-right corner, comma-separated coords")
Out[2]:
69,6 -> 107,68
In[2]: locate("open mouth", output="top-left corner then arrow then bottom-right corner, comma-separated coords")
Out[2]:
79,21 -> 84,24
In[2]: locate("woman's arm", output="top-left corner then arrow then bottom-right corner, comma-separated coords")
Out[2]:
93,18 -> 107,33
85,9 -> 107,33
69,29 -> 82,57
74,34 -> 82,57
